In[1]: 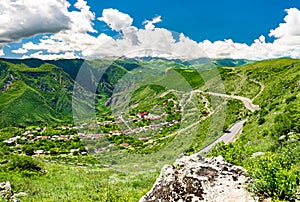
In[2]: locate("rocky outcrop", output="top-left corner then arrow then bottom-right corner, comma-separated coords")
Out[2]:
0,181 -> 23,202
140,154 -> 256,202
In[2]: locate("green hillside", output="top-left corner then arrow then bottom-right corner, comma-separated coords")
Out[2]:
0,58 -> 299,201
0,59 -> 132,127
209,58 -> 300,201
0,61 -> 74,127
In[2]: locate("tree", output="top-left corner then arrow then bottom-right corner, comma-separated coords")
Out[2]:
23,146 -> 35,155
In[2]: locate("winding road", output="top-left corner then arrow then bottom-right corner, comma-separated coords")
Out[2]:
195,88 -> 261,154
190,89 -> 260,112
166,88 -> 261,154
168,88 -> 261,154
199,119 -> 248,154
207,92 -> 260,112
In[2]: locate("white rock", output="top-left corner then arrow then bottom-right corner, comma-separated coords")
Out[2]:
139,155 -> 257,202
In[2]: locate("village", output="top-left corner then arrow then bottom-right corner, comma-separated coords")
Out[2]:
2,97 -> 186,156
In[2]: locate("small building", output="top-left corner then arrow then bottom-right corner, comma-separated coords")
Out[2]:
27,134 -> 34,138
23,131 -> 30,135
70,149 -> 79,153
137,112 -> 149,118
3,140 -> 14,145
120,142 -> 130,147
35,150 -> 44,155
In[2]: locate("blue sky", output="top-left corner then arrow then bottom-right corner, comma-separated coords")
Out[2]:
82,0 -> 300,44
1,0 -> 300,60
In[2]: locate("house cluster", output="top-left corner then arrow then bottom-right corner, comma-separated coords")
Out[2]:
30,135 -> 76,142
80,118 -> 180,140
33,148 -> 87,156
3,136 -> 21,145
75,99 -> 182,147
93,144 -> 116,153
75,97 -> 181,131
3,130 -> 86,156
3,133 -> 76,146
3,98 -> 183,155
136,112 -> 169,121
93,112 -> 168,126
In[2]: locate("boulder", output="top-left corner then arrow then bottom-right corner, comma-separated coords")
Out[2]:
1,181 -> 14,200
140,154 -> 257,202
0,181 -> 23,202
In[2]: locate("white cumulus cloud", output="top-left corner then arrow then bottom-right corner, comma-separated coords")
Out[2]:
200,8 -> 300,60
270,8 -> 300,39
0,0 -> 71,47
143,16 -> 162,31
68,0 -> 96,33
12,48 -> 28,54
22,51 -> 78,60
5,5 -> 300,60
8,0 -> 97,59
98,8 -> 133,32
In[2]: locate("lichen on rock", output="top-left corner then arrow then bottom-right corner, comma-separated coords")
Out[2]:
1,181 -> 23,202
140,154 -> 257,202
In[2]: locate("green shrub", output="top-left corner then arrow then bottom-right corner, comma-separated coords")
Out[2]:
23,146 -> 35,155
258,117 -> 265,125
247,152 -> 300,200
285,95 -> 296,104
5,155 -> 43,176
